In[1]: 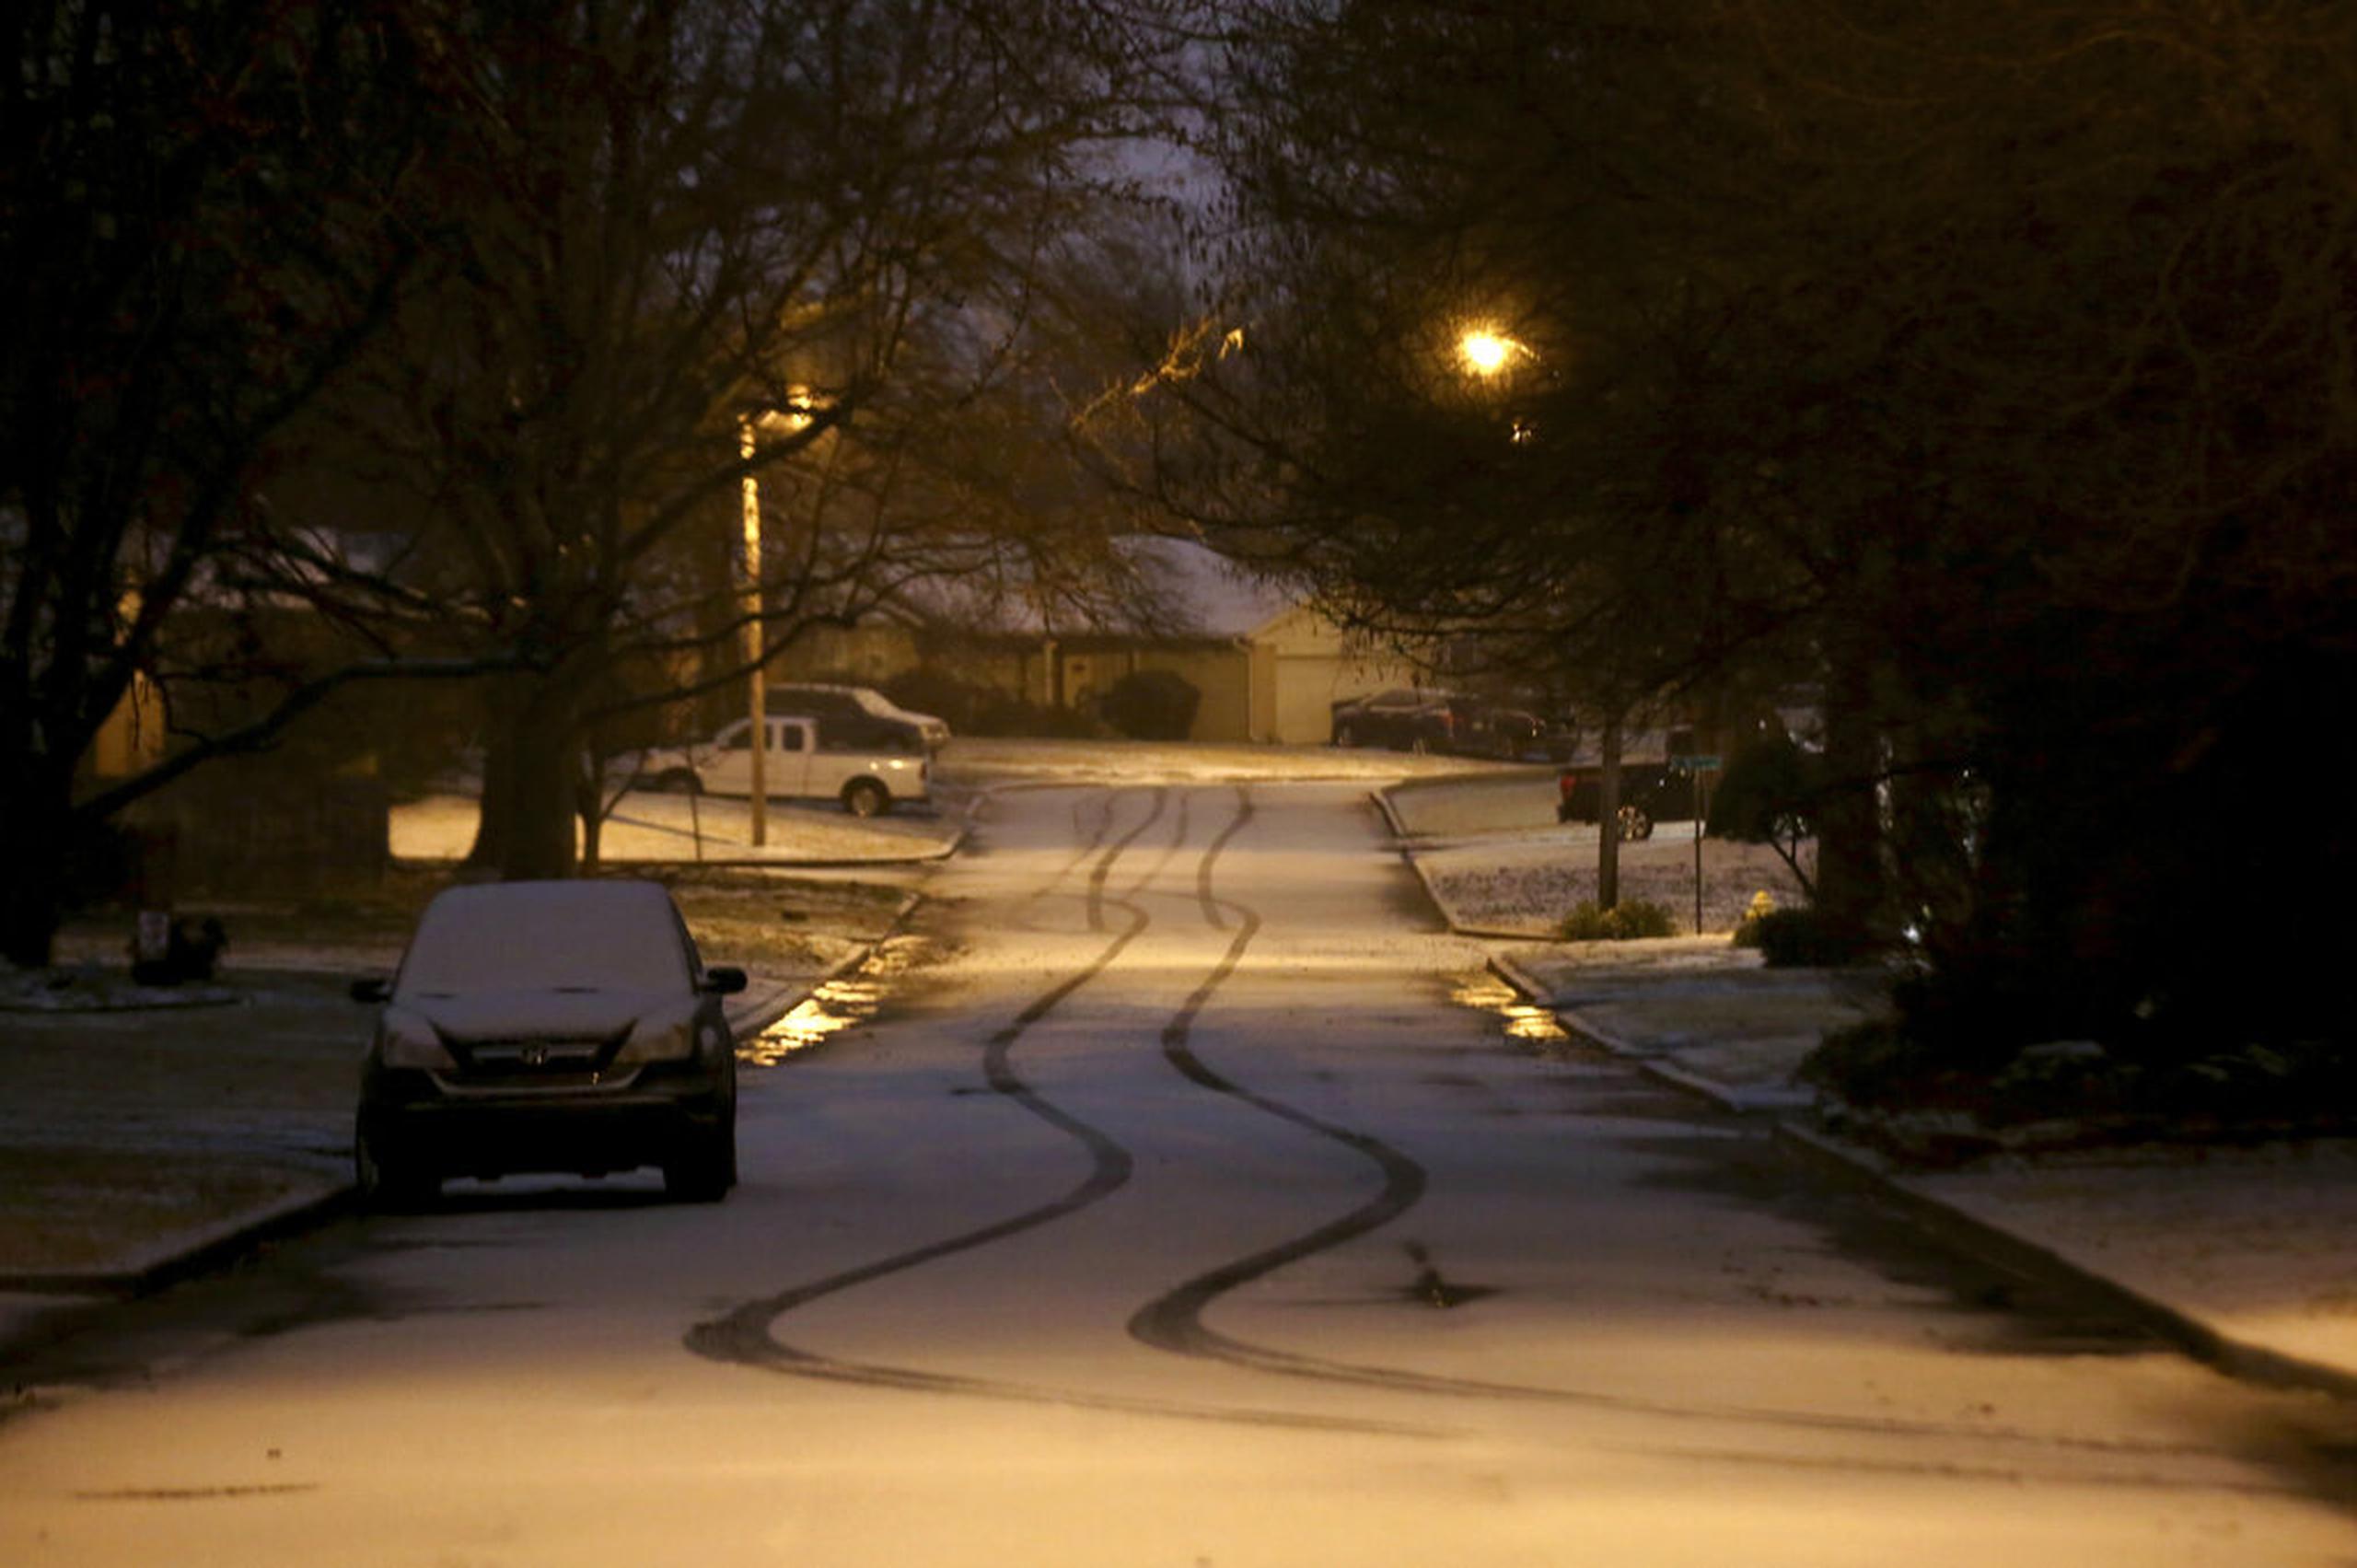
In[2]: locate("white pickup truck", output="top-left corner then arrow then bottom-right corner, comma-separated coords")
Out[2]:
637,714 -> 929,818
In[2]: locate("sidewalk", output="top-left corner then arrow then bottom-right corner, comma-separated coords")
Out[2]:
1391,782 -> 2357,1405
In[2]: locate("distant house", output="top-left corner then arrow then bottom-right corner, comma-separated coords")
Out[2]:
836,537 -> 1425,744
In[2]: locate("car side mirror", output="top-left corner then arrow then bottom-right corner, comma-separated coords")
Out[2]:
701,966 -> 748,996
349,977 -> 391,1004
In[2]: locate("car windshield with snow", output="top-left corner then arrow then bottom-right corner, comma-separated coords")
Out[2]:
352,879 -> 746,1206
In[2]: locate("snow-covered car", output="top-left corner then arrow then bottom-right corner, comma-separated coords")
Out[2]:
766,682 -> 951,749
637,714 -> 930,818
350,879 -> 745,1206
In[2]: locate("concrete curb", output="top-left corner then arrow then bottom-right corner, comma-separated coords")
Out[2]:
0,1180 -> 356,1302
1376,786 -> 1545,940
1487,950 -> 2356,1403
0,988 -> 246,1015
1486,952 -> 1793,1115
1775,1123 -> 2357,1404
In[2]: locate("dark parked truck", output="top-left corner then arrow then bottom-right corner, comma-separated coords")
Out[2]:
1555,761 -> 1700,841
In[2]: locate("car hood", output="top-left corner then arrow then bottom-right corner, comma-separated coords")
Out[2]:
391,986 -> 689,1042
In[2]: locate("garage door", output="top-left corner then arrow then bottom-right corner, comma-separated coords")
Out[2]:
1271,655 -> 1348,744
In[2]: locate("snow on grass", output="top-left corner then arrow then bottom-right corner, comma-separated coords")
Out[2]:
0,966 -> 239,1013
1378,770 -> 1814,936
1422,829 -> 1812,936
391,789 -> 959,865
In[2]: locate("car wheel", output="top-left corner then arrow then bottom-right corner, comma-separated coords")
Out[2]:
354,1120 -> 438,1211
657,768 -> 702,795
1408,735 -> 1430,755
842,778 -> 889,818
1334,723 -> 1357,748
1617,805 -> 1654,842
664,1123 -> 737,1203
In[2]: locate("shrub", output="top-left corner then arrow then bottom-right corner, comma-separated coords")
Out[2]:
1099,668 -> 1201,741
1797,1017 -> 1927,1105
1743,907 -> 1865,968
880,669 -> 1108,739
1730,889 -> 1778,947
1706,734 -> 1820,843
1556,899 -> 1678,941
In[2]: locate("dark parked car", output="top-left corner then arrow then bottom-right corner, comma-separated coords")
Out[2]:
1330,688 -> 1504,754
766,682 -> 950,749
352,879 -> 745,1206
1485,706 -> 1552,761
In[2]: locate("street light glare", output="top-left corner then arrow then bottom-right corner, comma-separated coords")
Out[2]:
1458,329 -> 1523,377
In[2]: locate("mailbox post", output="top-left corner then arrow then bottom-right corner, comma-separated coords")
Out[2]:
1670,754 -> 1722,934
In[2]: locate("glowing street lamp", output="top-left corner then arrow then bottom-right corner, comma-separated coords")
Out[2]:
1457,327 -> 1528,378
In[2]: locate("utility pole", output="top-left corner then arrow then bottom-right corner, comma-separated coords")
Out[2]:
740,416 -> 766,847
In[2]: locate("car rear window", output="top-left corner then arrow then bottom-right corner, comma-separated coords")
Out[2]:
396,881 -> 692,996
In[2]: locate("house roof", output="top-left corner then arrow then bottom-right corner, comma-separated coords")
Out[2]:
1127,535 -> 1299,640
895,534 -> 1299,643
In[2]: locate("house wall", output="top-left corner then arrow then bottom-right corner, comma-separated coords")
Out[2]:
1049,642 -> 1252,742
778,621 -> 923,685
1245,607 -> 1424,744
83,674 -> 168,781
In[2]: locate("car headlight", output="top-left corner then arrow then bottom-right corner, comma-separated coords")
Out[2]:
614,1011 -> 698,1065
377,1007 -> 458,1070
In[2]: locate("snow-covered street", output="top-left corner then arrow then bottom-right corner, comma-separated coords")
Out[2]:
1,776 -> 2350,1564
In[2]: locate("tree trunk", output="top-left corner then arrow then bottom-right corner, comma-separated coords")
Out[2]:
0,808 -> 70,970
466,711 -> 514,869
576,755 -> 605,873
0,745 -> 92,967
1596,709 -> 1623,910
1814,635 -> 1885,953
469,670 -> 584,881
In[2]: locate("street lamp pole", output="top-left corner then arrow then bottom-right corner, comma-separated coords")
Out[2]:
739,415 -> 766,847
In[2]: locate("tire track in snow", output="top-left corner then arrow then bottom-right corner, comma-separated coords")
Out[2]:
1124,792 -> 2237,1471
685,785 -> 1435,1437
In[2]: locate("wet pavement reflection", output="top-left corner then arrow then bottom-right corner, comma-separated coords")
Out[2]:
1450,969 -> 1571,1046
738,941 -> 921,1066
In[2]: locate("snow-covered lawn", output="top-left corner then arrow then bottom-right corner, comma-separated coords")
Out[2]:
1381,771 -> 1815,935
391,788 -> 960,865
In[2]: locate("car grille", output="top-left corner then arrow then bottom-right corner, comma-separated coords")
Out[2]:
442,1032 -> 625,1084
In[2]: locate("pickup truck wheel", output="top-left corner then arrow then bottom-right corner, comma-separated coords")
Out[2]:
842,778 -> 889,819
656,768 -> 702,796
1617,805 -> 1654,842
